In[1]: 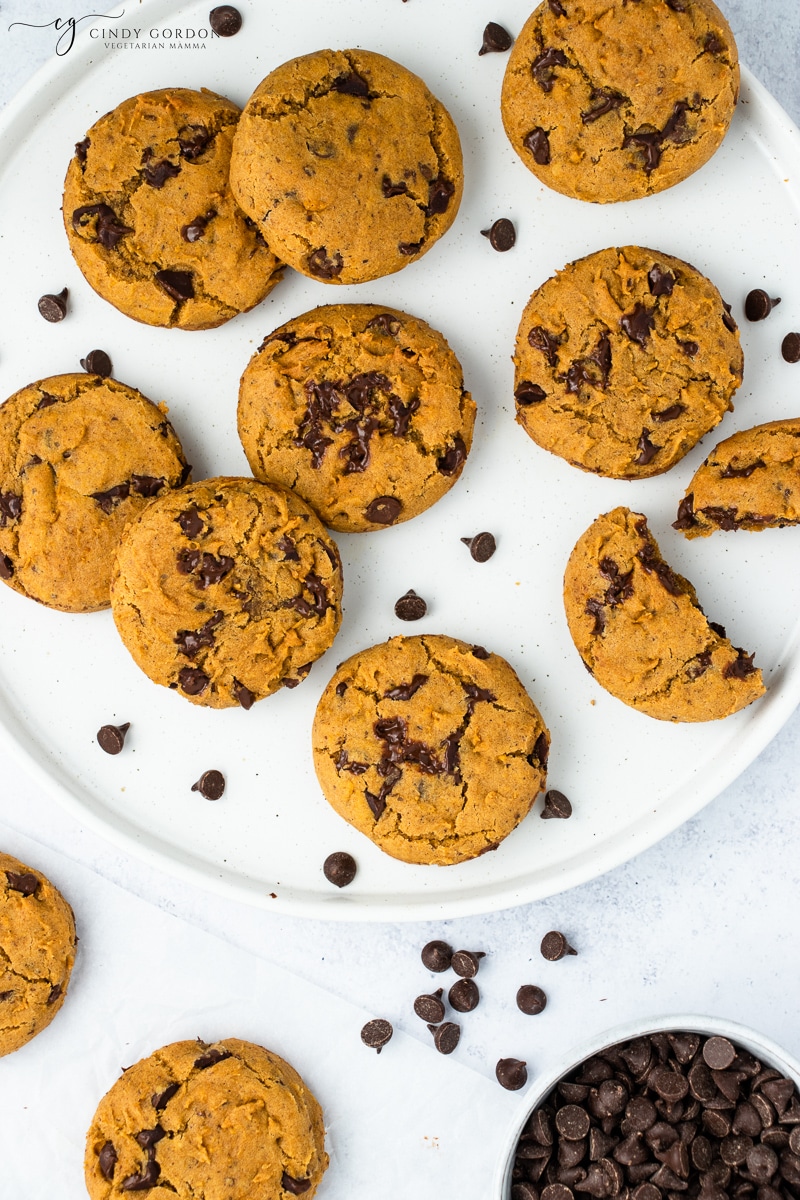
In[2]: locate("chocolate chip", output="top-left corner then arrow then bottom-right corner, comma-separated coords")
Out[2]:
781,332 -> 800,362
429,1021 -> 461,1054
361,1018 -> 393,1053
524,127 -> 551,164
480,217 -> 516,250
365,495 -> 402,524
745,289 -> 781,321
394,589 -> 427,621
98,1141 -> 118,1180
447,978 -> 479,1013
541,930 -> 577,960
517,984 -> 547,1014
191,769 -> 225,800
702,1036 -> 736,1069
541,790 -> 572,819
281,1174 -> 312,1196
38,287 -> 68,322
323,851 -> 357,887
97,722 -> 130,754
308,247 -> 344,278
421,940 -> 452,972
155,269 -> 194,301
516,380 -> 547,405
209,4 -> 242,35
461,532 -> 496,562
5,870 -> 40,896
451,949 -> 485,978
479,21 -> 513,53
415,989 -> 446,1023
80,349 -> 112,377
558,1105 -> 592,1139
498,1058 -> 528,1090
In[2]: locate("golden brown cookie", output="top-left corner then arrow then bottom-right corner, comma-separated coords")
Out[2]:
501,0 -> 739,203
312,635 -> 550,865
563,507 -> 765,721
63,88 -> 283,329
110,477 -> 343,708
0,373 -> 189,612
84,1037 -> 328,1198
0,851 -> 76,1057
229,49 -> 463,285
513,246 -> 743,479
238,304 -> 476,533
674,417 -> 800,536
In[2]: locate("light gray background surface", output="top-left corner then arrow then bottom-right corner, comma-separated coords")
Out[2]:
1,0 -> 800,1193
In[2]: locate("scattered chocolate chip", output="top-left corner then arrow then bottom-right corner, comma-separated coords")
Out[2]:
98,1141 -> 118,1181
415,989 -> 446,1023
461,531 -> 496,562
361,1018 -> 393,1052
479,21 -> 513,53
365,495 -> 402,525
209,4 -> 242,35
481,217 -> 516,251
394,589 -> 427,621
744,289 -> 781,321
449,978 -> 480,1012
80,349 -> 112,377
781,332 -> 800,363
541,930 -> 577,960
451,949 -> 485,978
515,380 -> 547,405
5,870 -> 40,896
524,127 -> 551,164
422,940 -> 453,972
429,1021 -> 461,1054
541,789 -> 572,819
323,851 -> 357,887
517,984 -> 547,1014
498,1057 -> 529,1090
281,1174 -> 312,1196
308,247 -> 344,278
191,769 -> 225,800
38,287 -> 68,322
97,722 -> 131,755
155,269 -> 194,301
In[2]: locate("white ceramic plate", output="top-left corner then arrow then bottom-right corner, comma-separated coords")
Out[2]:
1,0 -> 799,920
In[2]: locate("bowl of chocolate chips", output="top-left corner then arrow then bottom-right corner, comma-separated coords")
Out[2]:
496,1017 -> 800,1200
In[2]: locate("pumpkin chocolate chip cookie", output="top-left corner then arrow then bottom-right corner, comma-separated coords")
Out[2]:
63,88 -> 284,329
84,1037 -> 328,1198
0,851 -> 76,1057
514,246 -> 743,479
0,373 -> 189,612
674,417 -> 800,536
312,635 -> 550,865
501,0 -> 739,203
110,477 -> 343,708
229,49 -> 463,284
238,304 -> 475,533
564,507 -> 765,721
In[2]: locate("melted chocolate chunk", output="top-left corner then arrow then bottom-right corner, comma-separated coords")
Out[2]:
151,1082 -> 180,1110
550,0 -> 567,11
585,597 -> 606,634
281,1173 -> 312,1195
437,436 -> 467,475
516,380 -> 547,405
599,556 -> 635,607
0,555 -> 14,579
623,101 -> 692,172
562,330 -> 612,394
722,301 -> 738,333
178,666 -> 209,695
131,474 -> 165,498
528,324 -> 561,366
673,493 -> 698,531
387,394 -> 419,435
179,551 -> 234,588
634,429 -> 659,466
0,491 -> 22,527
620,303 -> 655,346
703,505 -> 740,531
636,542 -> 683,595
532,46 -> 568,92
687,649 -> 713,680
648,264 -> 676,296
335,749 -> 368,776
177,123 -> 213,160
277,535 -> 300,561
98,1141 -> 117,1181
5,870 -> 39,896
181,210 -> 216,241
581,89 -> 625,123
72,203 -> 132,249
677,337 -> 699,356
704,31 -> 726,54
75,136 -> 90,165
384,673 -> 429,700
366,312 -> 401,335
399,239 -> 424,255
365,496 -> 402,524
194,1046 -> 232,1070
529,730 -> 550,770
178,508 -> 204,538
720,459 -> 766,479
332,71 -> 370,97
382,176 -> 408,198
91,483 -> 130,513
652,403 -> 686,422
291,573 -> 331,618
135,1126 -> 166,1151
523,127 -> 551,164
479,21 -> 513,54
308,247 -> 344,278
232,680 -> 255,710
174,611 -> 223,658
36,392 -> 61,409
155,269 -> 194,301
724,649 -> 757,679
141,155 -> 181,188
46,983 -> 62,1005
426,176 -> 455,217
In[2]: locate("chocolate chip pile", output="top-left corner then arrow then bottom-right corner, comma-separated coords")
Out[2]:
510,1031 -> 800,1200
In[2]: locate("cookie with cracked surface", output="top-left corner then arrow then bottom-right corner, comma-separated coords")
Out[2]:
229,49 -> 463,285
84,1037 -> 328,1199
63,88 -> 284,329
0,851 -> 76,1057
514,246 -> 743,479
110,477 -> 343,708
0,373 -> 189,612
501,0 -> 739,203
238,304 -> 476,533
563,507 -> 765,721
674,417 -> 800,537
312,635 -> 550,865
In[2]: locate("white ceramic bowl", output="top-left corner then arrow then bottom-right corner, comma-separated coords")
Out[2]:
494,1014 -> 800,1200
